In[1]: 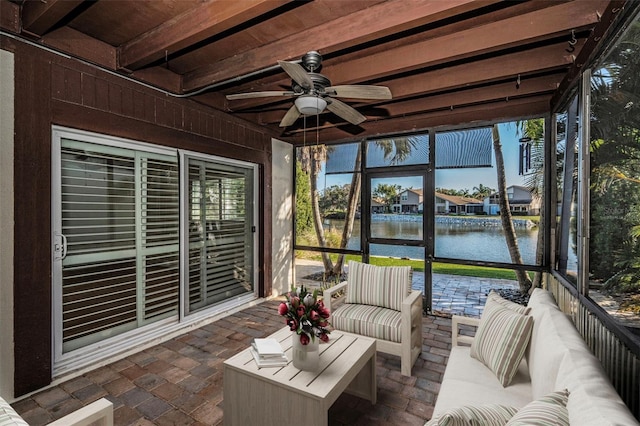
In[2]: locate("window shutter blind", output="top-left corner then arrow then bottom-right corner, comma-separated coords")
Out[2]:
140,157 -> 180,321
187,159 -> 253,313
59,141 -> 179,352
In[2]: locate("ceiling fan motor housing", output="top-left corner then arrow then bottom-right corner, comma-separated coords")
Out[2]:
301,51 -> 323,71
292,73 -> 331,95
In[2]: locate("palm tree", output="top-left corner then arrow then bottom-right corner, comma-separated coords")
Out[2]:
471,183 -> 494,199
516,118 -> 547,291
493,124 -> 533,293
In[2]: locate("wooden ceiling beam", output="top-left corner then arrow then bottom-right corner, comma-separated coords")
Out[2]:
227,40 -> 579,112
182,0 -> 501,92
551,0 -> 627,109
42,26 -> 117,69
323,0 -> 607,85
0,0 -> 19,33
258,73 -> 562,125
118,0 -> 293,71
21,0 -> 85,36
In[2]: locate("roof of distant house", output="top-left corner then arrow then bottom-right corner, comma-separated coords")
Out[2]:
435,192 -> 483,205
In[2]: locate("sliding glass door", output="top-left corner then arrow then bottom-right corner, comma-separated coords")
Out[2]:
52,128 -> 258,371
184,155 -> 256,314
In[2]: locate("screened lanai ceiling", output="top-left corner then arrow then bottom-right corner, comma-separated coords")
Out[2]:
0,0 -> 629,144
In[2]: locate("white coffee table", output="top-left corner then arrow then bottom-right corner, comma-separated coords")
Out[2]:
223,327 -> 377,426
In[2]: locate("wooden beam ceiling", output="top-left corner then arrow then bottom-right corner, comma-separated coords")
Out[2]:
225,40 -> 580,113
0,0 -> 629,142
181,0 -> 501,91
21,0 -> 84,36
118,0 -> 293,71
322,0 -> 606,85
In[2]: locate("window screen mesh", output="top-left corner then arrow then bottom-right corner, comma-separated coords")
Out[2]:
367,136 -> 429,168
435,128 -> 493,169
324,143 -> 360,174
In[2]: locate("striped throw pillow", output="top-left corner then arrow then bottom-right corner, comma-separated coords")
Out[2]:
487,290 -> 531,315
506,389 -> 569,426
470,295 -> 534,387
346,261 -> 411,311
425,404 -> 518,426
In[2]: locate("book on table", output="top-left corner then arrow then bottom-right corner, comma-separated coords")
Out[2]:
251,338 -> 288,367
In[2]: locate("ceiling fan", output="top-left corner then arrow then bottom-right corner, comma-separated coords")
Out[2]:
225,51 -> 392,127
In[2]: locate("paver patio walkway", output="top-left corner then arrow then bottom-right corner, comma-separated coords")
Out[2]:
296,259 -> 519,317
11,300 -> 454,426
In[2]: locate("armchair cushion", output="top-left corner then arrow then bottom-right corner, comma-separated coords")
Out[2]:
345,260 -> 411,311
331,303 -> 402,342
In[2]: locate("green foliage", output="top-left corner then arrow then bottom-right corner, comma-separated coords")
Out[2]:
318,184 -> 350,213
588,19 -> 640,295
295,161 -> 313,237
471,184 -> 495,199
373,183 -> 401,211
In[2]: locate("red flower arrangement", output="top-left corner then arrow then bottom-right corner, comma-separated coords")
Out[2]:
278,285 -> 331,345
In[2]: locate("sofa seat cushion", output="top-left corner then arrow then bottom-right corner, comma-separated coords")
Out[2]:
345,260 -> 411,311
555,349 -> 639,426
525,308 -> 572,399
471,296 -> 533,387
331,303 -> 402,342
527,288 -> 561,312
433,346 -> 533,417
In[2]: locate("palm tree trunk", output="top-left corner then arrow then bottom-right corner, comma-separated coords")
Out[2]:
492,125 -> 533,293
309,147 -> 333,273
333,149 -> 362,277
531,196 -> 544,292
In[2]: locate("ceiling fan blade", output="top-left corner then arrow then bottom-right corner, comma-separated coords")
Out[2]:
326,98 -> 366,125
278,61 -> 314,90
226,91 -> 295,100
325,85 -> 392,100
279,105 -> 302,127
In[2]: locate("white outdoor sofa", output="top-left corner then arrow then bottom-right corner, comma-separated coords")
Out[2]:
427,288 -> 638,425
0,396 -> 113,426
324,260 -> 422,376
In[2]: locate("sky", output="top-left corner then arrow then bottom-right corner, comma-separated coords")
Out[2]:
319,122 -> 528,194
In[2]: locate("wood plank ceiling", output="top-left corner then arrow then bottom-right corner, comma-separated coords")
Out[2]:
0,0 -> 630,144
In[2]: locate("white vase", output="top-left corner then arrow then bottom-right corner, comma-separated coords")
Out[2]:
292,333 -> 320,371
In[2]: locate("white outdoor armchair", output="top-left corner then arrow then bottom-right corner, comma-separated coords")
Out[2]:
323,260 -> 422,376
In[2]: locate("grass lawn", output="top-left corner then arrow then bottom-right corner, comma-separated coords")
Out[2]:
300,253 -> 528,281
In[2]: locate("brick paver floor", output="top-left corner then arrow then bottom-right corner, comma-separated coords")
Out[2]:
11,300 -> 453,426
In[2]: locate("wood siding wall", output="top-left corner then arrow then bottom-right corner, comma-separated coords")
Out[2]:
2,36 -> 275,397
548,276 -> 640,419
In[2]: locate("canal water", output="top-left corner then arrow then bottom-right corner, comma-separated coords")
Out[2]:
325,217 -> 578,269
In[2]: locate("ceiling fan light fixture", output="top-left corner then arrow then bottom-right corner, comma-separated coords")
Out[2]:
295,95 -> 327,115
